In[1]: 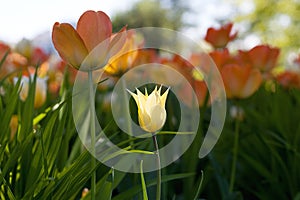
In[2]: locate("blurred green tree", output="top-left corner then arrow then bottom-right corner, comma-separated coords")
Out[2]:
235,0 -> 300,56
112,0 -> 189,31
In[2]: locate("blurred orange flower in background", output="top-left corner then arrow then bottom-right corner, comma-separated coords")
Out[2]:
0,42 -> 28,79
104,30 -> 141,77
52,10 -> 126,71
237,45 -> 280,73
204,23 -> 237,49
14,75 -> 47,108
221,64 -> 262,98
209,48 -> 233,70
15,39 -> 49,66
276,71 -> 300,89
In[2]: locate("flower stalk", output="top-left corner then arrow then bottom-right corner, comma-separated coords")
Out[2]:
88,71 -> 96,200
229,113 -> 240,193
152,133 -> 161,200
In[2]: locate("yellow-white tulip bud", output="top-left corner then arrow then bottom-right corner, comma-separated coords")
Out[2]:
14,76 -> 47,108
128,86 -> 169,133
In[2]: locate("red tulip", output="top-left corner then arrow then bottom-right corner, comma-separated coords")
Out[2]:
276,71 -> 300,89
205,23 -> 237,49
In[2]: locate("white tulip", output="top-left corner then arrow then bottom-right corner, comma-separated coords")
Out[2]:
127,86 -> 169,133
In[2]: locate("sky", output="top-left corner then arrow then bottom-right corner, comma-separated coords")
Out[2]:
0,0 -> 137,43
0,0 -> 249,46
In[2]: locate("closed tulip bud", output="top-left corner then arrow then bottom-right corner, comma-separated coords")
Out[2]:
127,86 -> 169,133
14,76 -> 47,108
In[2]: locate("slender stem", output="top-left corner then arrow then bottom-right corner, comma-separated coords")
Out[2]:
229,117 -> 240,193
193,170 -> 204,200
88,71 -> 96,200
152,133 -> 161,200
121,78 -> 133,141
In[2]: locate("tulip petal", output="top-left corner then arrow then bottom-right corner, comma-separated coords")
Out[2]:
148,105 -> 166,132
241,68 -> 262,98
77,10 -> 112,52
221,64 -> 249,98
52,22 -> 88,69
138,109 -> 151,132
108,26 -> 127,58
160,87 -> 170,107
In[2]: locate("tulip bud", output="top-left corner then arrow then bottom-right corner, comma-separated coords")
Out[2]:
127,86 -> 169,133
14,75 -> 47,108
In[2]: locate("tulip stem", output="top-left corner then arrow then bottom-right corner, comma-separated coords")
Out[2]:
229,117 -> 240,193
88,71 -> 96,200
152,133 -> 161,200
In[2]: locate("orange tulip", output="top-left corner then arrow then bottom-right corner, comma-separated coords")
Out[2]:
178,79 -> 208,107
276,71 -> 300,89
221,64 -> 262,98
209,48 -> 233,70
237,45 -> 280,72
104,30 -> 141,76
52,10 -> 126,71
132,49 -> 158,67
204,23 -> 237,49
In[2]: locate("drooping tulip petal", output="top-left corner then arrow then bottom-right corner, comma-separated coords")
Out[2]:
52,22 -> 88,69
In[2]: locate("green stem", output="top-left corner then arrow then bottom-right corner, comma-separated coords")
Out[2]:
193,170 -> 204,200
229,117 -> 240,193
152,133 -> 161,200
88,71 -> 96,200
121,78 -> 133,140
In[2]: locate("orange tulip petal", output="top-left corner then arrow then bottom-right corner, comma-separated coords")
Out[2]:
77,10 -> 112,52
240,68 -> 262,98
52,22 -> 88,69
108,26 -> 127,57
222,64 -> 249,98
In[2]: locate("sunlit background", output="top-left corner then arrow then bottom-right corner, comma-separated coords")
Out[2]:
0,0 -> 248,44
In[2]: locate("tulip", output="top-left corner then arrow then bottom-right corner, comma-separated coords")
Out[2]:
127,86 -> 169,132
104,30 -> 140,77
276,71 -> 300,89
52,10 -> 126,71
204,23 -> 237,49
221,64 -> 262,98
237,45 -> 280,72
14,75 -> 47,108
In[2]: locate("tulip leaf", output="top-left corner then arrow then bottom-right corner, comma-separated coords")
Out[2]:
140,160 -> 149,200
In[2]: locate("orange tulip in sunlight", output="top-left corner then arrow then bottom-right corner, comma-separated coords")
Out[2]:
221,64 -> 262,98
104,30 -> 141,77
237,45 -> 280,72
52,10 -> 126,71
204,23 -> 237,49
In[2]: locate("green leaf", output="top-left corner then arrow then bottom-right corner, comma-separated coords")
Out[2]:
112,173 -> 194,200
140,160 -> 149,200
